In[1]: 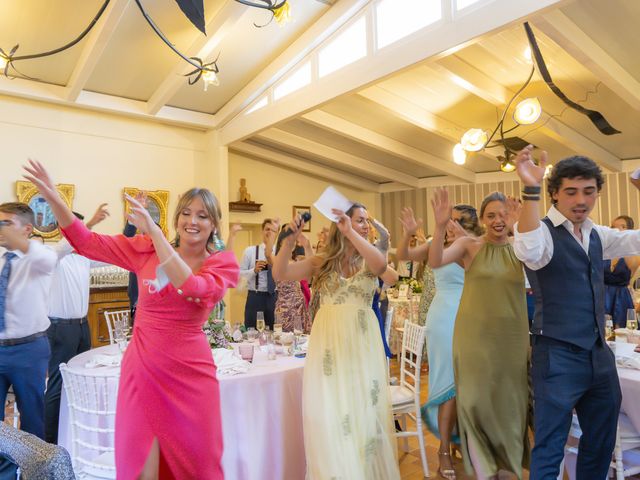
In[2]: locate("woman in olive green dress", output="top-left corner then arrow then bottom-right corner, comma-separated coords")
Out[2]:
428,189 -> 530,480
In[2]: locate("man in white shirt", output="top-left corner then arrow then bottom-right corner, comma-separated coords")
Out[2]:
513,147 -> 640,479
0,202 -> 57,441
43,204 -> 109,444
239,218 -> 278,329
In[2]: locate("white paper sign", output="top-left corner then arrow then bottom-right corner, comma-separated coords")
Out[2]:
313,186 -> 354,222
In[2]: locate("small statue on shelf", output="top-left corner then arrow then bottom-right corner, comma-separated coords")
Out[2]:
239,178 -> 253,203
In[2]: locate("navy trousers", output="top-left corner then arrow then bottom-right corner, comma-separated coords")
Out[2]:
530,336 -> 621,479
0,336 -> 50,438
44,319 -> 91,443
244,291 -> 277,330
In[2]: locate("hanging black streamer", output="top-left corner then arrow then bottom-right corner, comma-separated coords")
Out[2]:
174,0 -> 206,35
524,22 -> 620,135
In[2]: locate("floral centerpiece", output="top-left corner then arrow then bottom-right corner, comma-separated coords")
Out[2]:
203,312 -> 233,349
401,278 -> 423,294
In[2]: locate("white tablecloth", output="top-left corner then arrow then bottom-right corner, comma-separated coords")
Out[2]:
59,344 -> 306,479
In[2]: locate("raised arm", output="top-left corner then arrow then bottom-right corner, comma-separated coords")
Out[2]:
124,193 -> 192,289
272,215 -> 319,281
512,146 -> 555,268
225,224 -> 242,251
380,265 -> 399,286
428,189 -> 468,268
370,218 -> 390,254
23,159 -> 75,228
24,160 -> 152,271
332,209 -> 386,276
514,145 -> 547,234
396,207 -> 429,262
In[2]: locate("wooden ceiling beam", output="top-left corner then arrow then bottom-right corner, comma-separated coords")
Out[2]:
301,109 -> 476,183
65,0 -> 130,102
255,128 -> 420,188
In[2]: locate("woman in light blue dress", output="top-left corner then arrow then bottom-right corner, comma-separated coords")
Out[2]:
397,204 -> 481,480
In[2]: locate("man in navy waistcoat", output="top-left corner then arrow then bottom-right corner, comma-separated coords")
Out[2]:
513,146 -> 640,479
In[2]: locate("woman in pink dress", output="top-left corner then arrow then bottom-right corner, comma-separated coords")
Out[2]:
24,160 -> 239,479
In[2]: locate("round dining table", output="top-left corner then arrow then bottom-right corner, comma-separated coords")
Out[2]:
58,343 -> 306,480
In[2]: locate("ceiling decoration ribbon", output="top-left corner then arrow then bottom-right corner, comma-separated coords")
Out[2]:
524,21 -> 620,135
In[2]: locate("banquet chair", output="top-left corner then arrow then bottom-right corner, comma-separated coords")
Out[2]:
103,310 -> 129,345
385,307 -> 399,385
563,413 -> 640,480
390,320 -> 429,478
60,363 -> 119,479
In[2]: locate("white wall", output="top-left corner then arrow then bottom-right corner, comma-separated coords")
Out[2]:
0,95 -> 211,238
228,151 -> 379,236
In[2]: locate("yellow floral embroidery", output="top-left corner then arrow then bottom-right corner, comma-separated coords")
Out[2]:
323,349 -> 333,376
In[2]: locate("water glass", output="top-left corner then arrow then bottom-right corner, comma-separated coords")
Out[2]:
246,327 -> 258,342
627,309 -> 638,331
266,332 -> 277,360
238,344 -> 255,362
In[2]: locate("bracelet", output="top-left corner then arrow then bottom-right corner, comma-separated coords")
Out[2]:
522,185 -> 541,194
522,194 -> 540,201
159,250 -> 179,267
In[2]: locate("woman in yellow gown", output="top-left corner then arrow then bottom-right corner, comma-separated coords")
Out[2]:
273,204 -> 400,480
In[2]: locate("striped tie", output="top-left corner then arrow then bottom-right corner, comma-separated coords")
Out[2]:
0,252 -> 17,332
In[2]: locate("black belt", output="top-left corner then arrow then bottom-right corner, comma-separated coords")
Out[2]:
248,290 -> 273,296
0,331 -> 47,347
49,316 -> 88,325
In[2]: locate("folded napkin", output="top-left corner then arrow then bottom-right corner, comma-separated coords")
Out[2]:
617,354 -> 640,370
85,354 -> 122,368
213,348 -> 250,376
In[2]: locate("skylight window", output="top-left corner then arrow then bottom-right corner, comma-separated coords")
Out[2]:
376,0 -> 442,49
274,61 -> 312,100
246,96 -> 268,114
456,0 -> 482,10
318,16 -> 367,78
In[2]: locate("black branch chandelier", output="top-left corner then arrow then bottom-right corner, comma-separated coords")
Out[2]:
0,0 -> 291,90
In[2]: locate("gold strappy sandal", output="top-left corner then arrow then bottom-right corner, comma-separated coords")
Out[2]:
438,451 -> 456,480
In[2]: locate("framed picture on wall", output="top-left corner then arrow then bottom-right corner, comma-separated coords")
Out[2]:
123,188 -> 170,237
292,205 -> 311,232
16,180 -> 75,240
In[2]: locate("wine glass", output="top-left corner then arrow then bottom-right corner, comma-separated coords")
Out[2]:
256,312 -> 266,333
627,309 -> 638,332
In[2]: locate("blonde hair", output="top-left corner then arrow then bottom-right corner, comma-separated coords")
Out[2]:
313,203 -> 365,293
172,188 -> 221,252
